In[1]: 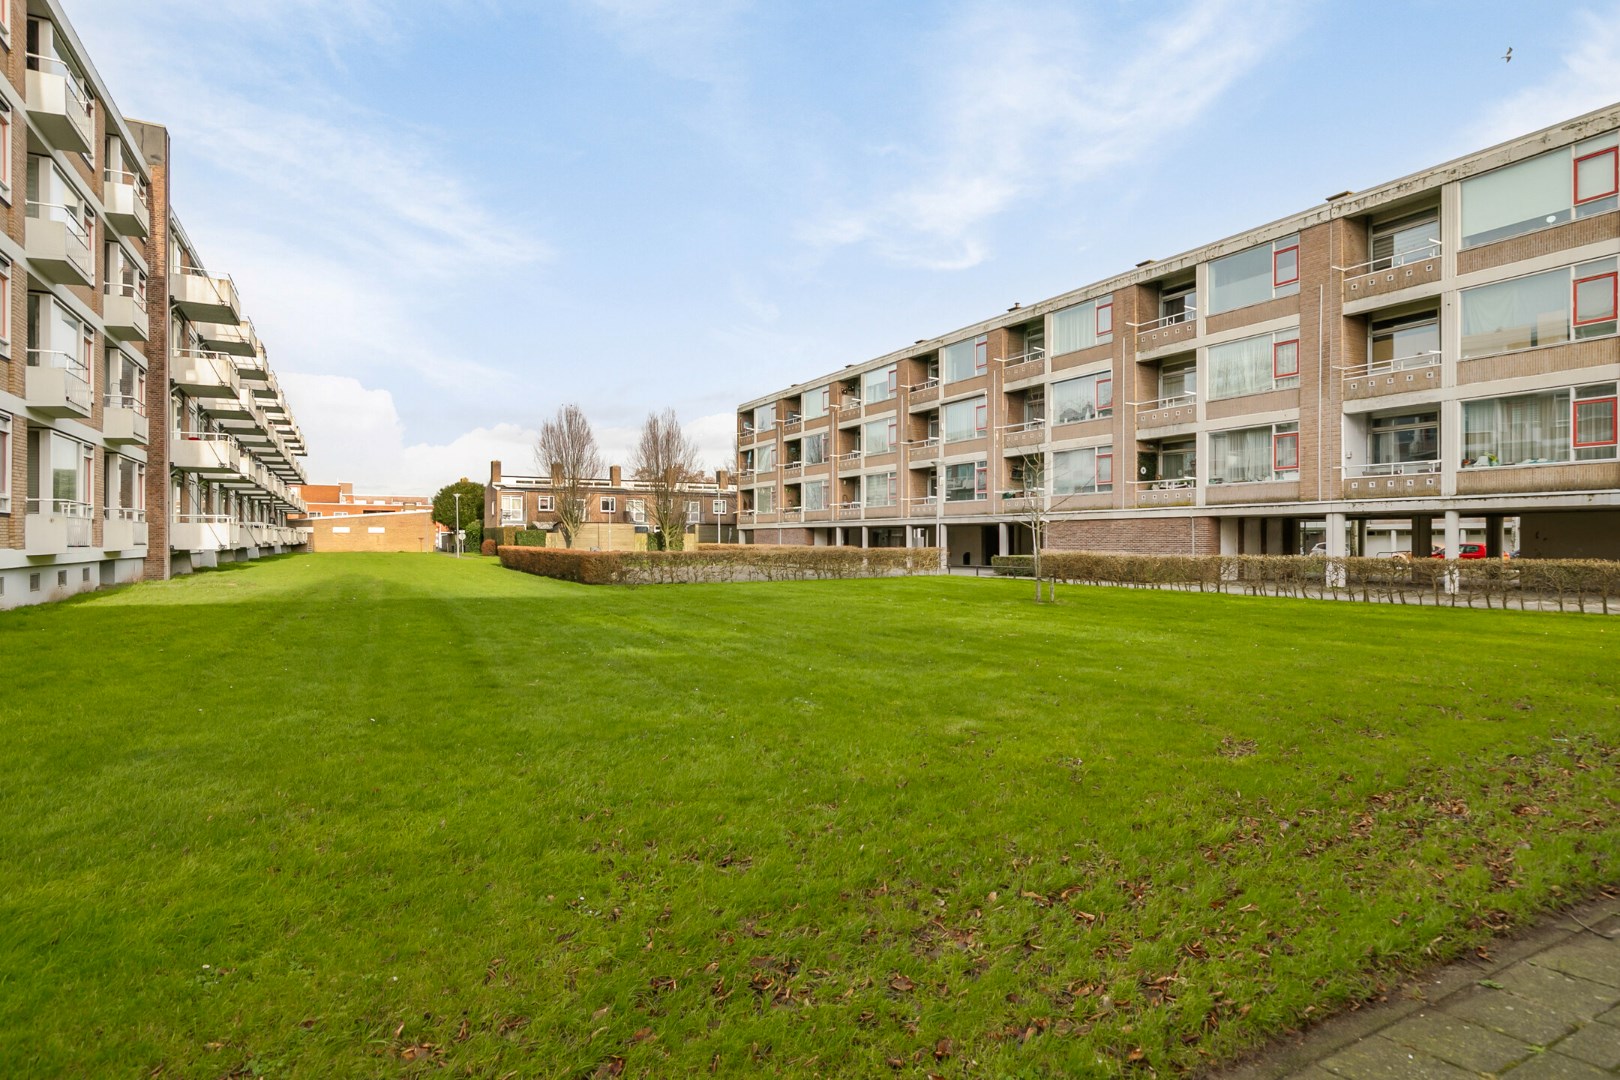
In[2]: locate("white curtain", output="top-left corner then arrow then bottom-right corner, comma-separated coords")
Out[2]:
1463,392 -> 1569,465
1460,270 -> 1568,357
1208,334 -> 1273,400
1051,301 -> 1099,355
1209,428 -> 1270,483
1053,448 -> 1097,494
1461,150 -> 1568,246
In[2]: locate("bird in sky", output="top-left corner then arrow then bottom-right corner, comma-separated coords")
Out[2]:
1502,46 -> 1513,62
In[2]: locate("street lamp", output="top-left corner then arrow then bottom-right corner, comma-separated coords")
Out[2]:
453,492 -> 462,558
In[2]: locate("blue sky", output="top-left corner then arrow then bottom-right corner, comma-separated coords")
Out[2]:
69,0 -> 1620,493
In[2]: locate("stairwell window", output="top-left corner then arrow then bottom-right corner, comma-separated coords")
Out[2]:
0,101 -> 11,204
0,256 -> 10,357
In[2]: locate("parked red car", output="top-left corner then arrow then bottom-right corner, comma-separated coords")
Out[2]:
1430,543 -> 1487,559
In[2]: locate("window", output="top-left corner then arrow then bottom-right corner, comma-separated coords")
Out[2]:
1369,412 -> 1439,466
755,486 -> 776,513
537,495 -> 554,512
0,102 -> 10,200
753,403 -> 776,430
1154,439 -> 1196,481
756,442 -> 776,471
627,498 -> 646,522
499,493 -> 523,524
599,496 -> 616,514
1461,132 -> 1620,247
1460,258 -> 1617,357
1050,371 -> 1113,424
1158,358 -> 1196,404
712,499 -> 727,514
1159,283 -> 1196,324
863,472 -> 896,508
1369,211 -> 1439,270
943,461 -> 987,502
26,156 -> 91,281
864,364 -> 898,402
0,411 -> 9,513
803,432 -> 826,465
802,386 -> 829,420
1370,312 -> 1440,370
1051,298 -> 1114,354
801,480 -> 828,511
862,417 -> 896,455
1209,422 -> 1298,484
1052,446 -> 1113,495
686,500 -> 700,517
942,396 -> 986,442
1207,329 -> 1301,399
1208,234 -> 1300,313
941,336 -> 986,382
0,257 -> 10,354
1463,382 -> 1618,465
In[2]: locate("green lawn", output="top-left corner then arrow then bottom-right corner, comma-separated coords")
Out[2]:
2,554 -> 1616,1078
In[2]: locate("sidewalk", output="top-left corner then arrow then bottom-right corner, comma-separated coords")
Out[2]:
1209,893 -> 1620,1079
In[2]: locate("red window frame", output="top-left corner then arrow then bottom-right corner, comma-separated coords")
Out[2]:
973,462 -> 987,496
1274,431 -> 1300,473
1573,146 -> 1619,205
1273,243 -> 1300,288
0,260 -> 10,344
1572,396 -> 1618,449
1095,375 -> 1113,413
1095,300 -> 1113,338
1273,337 -> 1300,379
974,335 -> 988,374
886,419 -> 897,448
974,402 -> 987,435
1572,271 -> 1618,326
886,366 -> 898,394
1096,450 -> 1113,487
0,105 -> 10,189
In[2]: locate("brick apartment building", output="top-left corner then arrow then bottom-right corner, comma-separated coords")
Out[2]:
484,460 -> 740,548
735,104 -> 1620,564
0,0 -> 310,608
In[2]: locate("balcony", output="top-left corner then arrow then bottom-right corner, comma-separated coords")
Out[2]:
26,350 -> 93,417
196,319 -> 259,357
1342,352 -> 1442,402
1134,478 -> 1197,507
908,379 -> 941,408
1340,244 -> 1443,309
170,268 -> 241,324
102,395 -> 149,445
235,345 -> 271,383
172,350 -> 241,398
171,433 -> 241,475
102,287 -> 150,342
1343,461 -> 1442,499
103,170 -> 152,238
1134,394 -> 1197,432
25,499 -> 93,553
170,514 -> 232,552
25,202 -> 92,286
905,438 -> 941,466
1001,420 -> 1045,449
1001,349 -> 1047,386
1134,311 -> 1199,355
102,508 -> 149,551
25,57 -> 93,154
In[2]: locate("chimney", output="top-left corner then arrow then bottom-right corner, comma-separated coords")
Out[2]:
609,465 -> 622,486
490,460 -> 502,483
549,462 -> 562,486
715,468 -> 730,488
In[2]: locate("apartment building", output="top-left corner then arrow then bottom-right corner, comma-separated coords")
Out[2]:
485,460 -> 740,547
0,0 -> 309,609
289,482 -> 429,520
736,104 -> 1620,564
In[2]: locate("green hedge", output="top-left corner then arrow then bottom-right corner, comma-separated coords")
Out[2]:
998,552 -> 1620,611
499,545 -> 943,585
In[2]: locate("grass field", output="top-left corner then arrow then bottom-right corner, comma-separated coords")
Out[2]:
1,553 -> 1616,1078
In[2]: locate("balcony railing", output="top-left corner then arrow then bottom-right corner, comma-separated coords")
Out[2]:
1000,349 -> 1047,380
26,497 -> 93,548
1136,392 -> 1196,412
908,378 -> 940,393
1000,420 -> 1045,434
25,54 -> 93,153
835,450 -> 862,466
26,349 -> 93,414
1132,309 -> 1197,335
25,201 -> 93,284
1136,477 -> 1196,491
838,398 -> 863,413
103,168 -> 152,212
104,393 -> 147,415
1341,351 -> 1442,380
1336,242 -> 1443,277
1344,460 -> 1442,478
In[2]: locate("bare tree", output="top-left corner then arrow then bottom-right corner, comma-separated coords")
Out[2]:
535,404 -> 603,548
633,408 -> 701,550
1015,453 -> 1055,602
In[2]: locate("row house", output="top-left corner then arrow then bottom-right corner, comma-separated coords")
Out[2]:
485,460 -> 739,547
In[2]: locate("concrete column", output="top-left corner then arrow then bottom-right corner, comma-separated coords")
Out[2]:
1353,519 -> 1368,558
1443,510 -> 1462,594
937,525 -> 948,570
998,522 -> 1009,556
1219,518 -> 1240,555
1412,515 -> 1433,558
1325,511 -> 1348,587
905,526 -> 914,548
860,526 -> 869,549
834,526 -> 844,547
1485,513 -> 1506,558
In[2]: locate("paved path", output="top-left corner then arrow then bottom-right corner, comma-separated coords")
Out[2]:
1210,893 -> 1620,1079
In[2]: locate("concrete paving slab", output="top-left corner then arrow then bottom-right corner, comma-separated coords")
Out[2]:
1379,1010 -> 1534,1073
1496,961 -> 1620,1020
1317,1035 -> 1480,1079
1444,988 -> 1584,1045
1532,940 -> 1620,990
1499,1050 -> 1616,1078
1552,1020 -> 1620,1070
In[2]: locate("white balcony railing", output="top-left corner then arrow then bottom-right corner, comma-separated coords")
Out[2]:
1343,460 -> 1442,478
1136,393 -> 1196,412
909,378 -> 940,393
26,497 -> 93,547
1342,351 -> 1443,380
1335,241 -> 1443,277
1135,477 -> 1196,491
1131,309 -> 1197,335
27,349 -> 93,412
104,393 -> 146,415
103,168 -> 152,212
999,420 -> 1045,434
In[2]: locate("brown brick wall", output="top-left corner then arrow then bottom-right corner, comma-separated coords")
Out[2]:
1457,339 -> 1617,384
135,122 -> 172,580
1046,516 -> 1219,555
307,511 -> 437,553
1457,211 -> 1619,275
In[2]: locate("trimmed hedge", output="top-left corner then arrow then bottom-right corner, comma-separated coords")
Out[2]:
500,545 -> 943,585
988,553 -> 1620,611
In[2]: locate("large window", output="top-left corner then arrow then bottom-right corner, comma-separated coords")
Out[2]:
106,454 -> 144,513
1052,446 -> 1113,495
942,395 -> 987,442
1207,329 -> 1300,400
944,461 -> 987,502
942,335 -> 987,383
500,494 -> 522,524
864,472 -> 896,507
1050,370 -> 1113,423
802,386 -> 830,420
802,479 -> 828,511
1460,258 -> 1616,358
803,431 -> 826,465
1463,383 -> 1617,466
1208,234 -> 1300,314
1209,422 -> 1299,484
1461,132 -> 1620,248
1370,312 -> 1440,370
104,349 -> 147,411
755,442 -> 776,471
755,486 -> 776,513
864,364 -> 898,403
862,417 -> 896,455
0,411 -> 9,513
752,403 -> 776,430
1369,211 -> 1440,270
1369,412 -> 1439,466
1050,297 -> 1114,354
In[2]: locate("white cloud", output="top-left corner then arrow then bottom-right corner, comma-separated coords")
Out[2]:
1467,7 -> 1620,148
800,0 -> 1299,268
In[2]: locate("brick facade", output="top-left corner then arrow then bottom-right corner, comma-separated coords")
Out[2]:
307,511 -> 436,553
